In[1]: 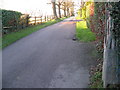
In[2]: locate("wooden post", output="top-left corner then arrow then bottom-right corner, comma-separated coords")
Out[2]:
26,15 -> 29,27
44,16 -> 46,22
34,17 -> 36,25
47,16 -> 48,21
40,16 -> 42,24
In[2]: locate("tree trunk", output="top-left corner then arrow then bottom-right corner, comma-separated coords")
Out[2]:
70,8 -> 74,16
64,7 -> 66,17
51,0 -> 58,19
58,3 -> 61,18
67,7 -> 70,17
34,17 -> 36,25
40,16 -> 42,24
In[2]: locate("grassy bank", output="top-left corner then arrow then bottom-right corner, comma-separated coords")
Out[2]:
76,20 -> 96,42
2,17 -> 66,49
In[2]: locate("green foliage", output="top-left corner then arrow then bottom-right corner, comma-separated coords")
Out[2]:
108,2 -> 120,80
2,9 -> 22,27
78,2 -> 105,88
76,21 -> 96,42
90,71 -> 103,88
108,2 -> 120,37
78,1 -> 120,88
2,9 -> 22,34
89,2 -> 105,54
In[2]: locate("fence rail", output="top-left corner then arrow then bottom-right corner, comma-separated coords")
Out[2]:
2,15 -> 55,34
29,16 -> 54,25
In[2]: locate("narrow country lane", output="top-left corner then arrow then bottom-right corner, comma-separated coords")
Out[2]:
3,17 -> 97,88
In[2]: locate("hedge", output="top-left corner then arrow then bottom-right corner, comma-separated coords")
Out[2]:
1,9 -> 22,33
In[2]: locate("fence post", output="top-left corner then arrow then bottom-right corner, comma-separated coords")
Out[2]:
45,16 -> 46,22
34,17 -> 36,25
26,15 -> 30,27
47,16 -> 48,21
40,16 -> 42,24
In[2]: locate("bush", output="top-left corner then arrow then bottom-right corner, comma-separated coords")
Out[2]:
2,9 -> 22,34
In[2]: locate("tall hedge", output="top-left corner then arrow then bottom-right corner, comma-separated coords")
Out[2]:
79,1 -> 105,53
2,9 -> 22,33
79,1 -> 120,87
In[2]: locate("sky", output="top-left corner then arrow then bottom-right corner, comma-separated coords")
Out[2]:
1,0 -> 53,16
1,0 -> 81,16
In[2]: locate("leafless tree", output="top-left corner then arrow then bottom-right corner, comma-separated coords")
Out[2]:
56,0 -> 64,18
61,0 -> 74,17
51,0 -> 58,19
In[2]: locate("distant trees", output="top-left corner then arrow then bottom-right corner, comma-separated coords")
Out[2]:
66,0 -> 74,16
51,0 -> 74,19
61,0 -> 74,17
56,0 -> 63,18
62,1 -> 67,17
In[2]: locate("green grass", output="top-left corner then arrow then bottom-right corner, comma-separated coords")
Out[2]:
76,20 -> 96,42
90,71 -> 103,88
76,16 -> 82,20
1,17 -> 66,49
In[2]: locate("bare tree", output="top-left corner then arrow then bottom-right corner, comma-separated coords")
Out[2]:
66,0 -> 74,16
61,0 -> 74,17
56,0 -> 63,18
51,0 -> 58,19
62,1 -> 67,17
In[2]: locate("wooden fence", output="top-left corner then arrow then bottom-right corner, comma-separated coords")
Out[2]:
2,15 -> 55,34
29,15 -> 55,25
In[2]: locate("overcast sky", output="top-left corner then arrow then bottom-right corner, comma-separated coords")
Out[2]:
1,0 -> 52,15
1,0 -> 81,16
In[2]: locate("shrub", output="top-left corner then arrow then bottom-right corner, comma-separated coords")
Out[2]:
2,9 -> 22,34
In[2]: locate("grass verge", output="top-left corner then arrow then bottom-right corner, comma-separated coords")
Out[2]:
1,17 -> 66,49
90,71 -> 103,88
76,20 -> 96,42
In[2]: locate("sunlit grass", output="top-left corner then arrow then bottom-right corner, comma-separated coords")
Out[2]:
76,16 -> 82,20
2,17 -> 67,49
76,15 -> 85,20
76,20 -> 96,42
